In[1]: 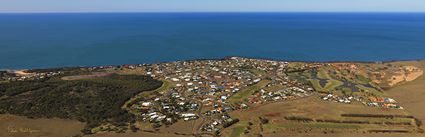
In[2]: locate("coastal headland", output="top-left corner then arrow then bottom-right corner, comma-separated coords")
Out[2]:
0,57 -> 424,137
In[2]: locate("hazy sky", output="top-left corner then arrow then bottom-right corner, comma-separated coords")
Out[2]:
1,0 -> 424,13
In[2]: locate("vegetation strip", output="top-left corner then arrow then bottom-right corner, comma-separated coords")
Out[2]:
341,114 -> 414,118
0,74 -> 163,134
264,123 -> 361,129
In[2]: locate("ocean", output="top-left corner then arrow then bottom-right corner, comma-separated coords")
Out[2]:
0,13 -> 424,69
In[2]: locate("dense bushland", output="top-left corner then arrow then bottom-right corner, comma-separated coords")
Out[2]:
0,74 -> 162,131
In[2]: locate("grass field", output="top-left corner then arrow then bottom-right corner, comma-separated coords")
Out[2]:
228,95 -> 411,135
123,80 -> 174,111
309,79 -> 343,92
247,69 -> 267,76
341,87 -> 353,95
147,79 -> 173,94
229,80 -> 270,103
264,122 -> 361,129
0,114 -> 85,137
355,74 -> 370,85
323,80 -> 343,91
343,117 -> 413,123
317,69 -> 332,79
229,126 -> 245,137
385,61 -> 425,123
356,85 -> 385,97
309,79 -> 322,89
288,62 -> 306,68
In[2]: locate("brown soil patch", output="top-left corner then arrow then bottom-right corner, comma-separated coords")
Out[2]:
61,72 -> 111,80
231,96 -> 407,122
265,112 -> 281,117
0,114 -> 84,137
264,132 -> 425,137
386,61 -> 425,122
87,131 -> 188,137
388,66 -> 423,87
12,70 -> 34,76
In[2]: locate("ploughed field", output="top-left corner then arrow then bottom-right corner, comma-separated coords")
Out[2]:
0,58 -> 424,137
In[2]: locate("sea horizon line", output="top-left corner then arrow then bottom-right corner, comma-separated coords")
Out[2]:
1,11 -> 425,14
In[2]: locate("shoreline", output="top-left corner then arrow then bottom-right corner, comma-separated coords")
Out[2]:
1,56 -> 425,71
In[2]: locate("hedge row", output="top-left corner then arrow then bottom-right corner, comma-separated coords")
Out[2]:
341,114 -> 414,119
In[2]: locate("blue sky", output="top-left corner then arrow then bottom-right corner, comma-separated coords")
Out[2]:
1,0 -> 424,12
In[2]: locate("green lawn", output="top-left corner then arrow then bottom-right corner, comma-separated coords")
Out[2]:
229,126 -> 245,137
341,87 -> 353,96
138,80 -> 174,97
122,80 -> 174,111
317,69 -> 332,79
309,79 -> 324,92
323,79 -> 343,91
288,62 -> 305,69
154,80 -> 174,93
356,85 -> 385,97
309,79 -> 343,92
229,80 -> 270,103
302,72 -> 312,79
355,74 -> 371,85
309,68 -> 343,92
